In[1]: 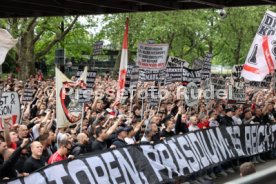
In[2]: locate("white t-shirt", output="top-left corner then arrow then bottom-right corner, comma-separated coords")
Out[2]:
188,125 -> 199,132
125,137 -> 136,145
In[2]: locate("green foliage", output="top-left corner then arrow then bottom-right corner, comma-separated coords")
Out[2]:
98,6 -> 275,66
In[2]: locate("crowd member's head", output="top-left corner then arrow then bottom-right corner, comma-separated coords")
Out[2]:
254,107 -> 263,117
9,131 -> 19,143
95,126 -> 107,141
31,141 -> 43,159
151,116 -> 161,125
240,162 -> 256,177
225,108 -> 234,117
95,99 -> 105,112
234,107 -> 242,117
76,133 -> 89,145
0,137 -> 7,155
164,120 -> 174,131
39,132 -> 51,147
143,128 -> 154,142
58,139 -> 72,157
69,129 -> 77,140
243,109 -> 252,120
18,125 -> 29,139
149,123 -> 158,134
190,116 -> 198,125
116,127 -> 128,140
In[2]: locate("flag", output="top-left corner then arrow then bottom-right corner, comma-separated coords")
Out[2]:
241,10 -> 276,81
56,66 -> 87,128
0,29 -> 18,65
241,36 -> 276,81
116,17 -> 129,102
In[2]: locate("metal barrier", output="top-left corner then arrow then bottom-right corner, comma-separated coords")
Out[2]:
225,165 -> 276,184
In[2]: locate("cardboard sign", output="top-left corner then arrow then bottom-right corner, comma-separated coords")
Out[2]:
93,41 -> 104,55
167,56 -> 189,67
184,82 -> 198,107
137,43 -> 169,69
76,70 -> 97,90
22,88 -> 35,102
0,92 -> 21,130
201,53 -> 212,79
232,65 -> 243,79
182,67 -> 201,87
147,87 -> 160,107
166,67 -> 183,82
139,69 -> 166,82
228,81 -> 246,104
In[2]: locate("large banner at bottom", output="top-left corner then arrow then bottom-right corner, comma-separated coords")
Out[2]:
5,125 -> 276,184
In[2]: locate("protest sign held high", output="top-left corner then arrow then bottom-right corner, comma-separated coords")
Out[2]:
22,88 -> 35,102
184,82 -> 198,107
137,43 -> 169,69
0,92 -> 20,131
182,67 -> 201,87
201,53 -> 212,79
167,56 -> 189,67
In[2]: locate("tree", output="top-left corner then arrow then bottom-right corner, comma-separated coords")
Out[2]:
4,16 -> 80,79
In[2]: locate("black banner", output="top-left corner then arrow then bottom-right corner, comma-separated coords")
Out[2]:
6,125 -> 276,184
22,88 -> 35,102
182,67 -> 201,87
166,67 -> 183,82
139,69 -> 166,82
201,53 -> 212,80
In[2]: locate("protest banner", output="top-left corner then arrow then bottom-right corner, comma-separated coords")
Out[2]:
231,65 -> 243,79
6,124 -> 276,184
184,82 -> 198,107
147,87 -> 159,107
166,67 -> 183,82
228,81 -> 246,104
247,75 -> 272,88
76,70 -> 97,90
22,88 -> 35,102
0,92 -> 20,131
241,10 -> 276,81
201,53 -> 212,79
136,43 -> 169,69
167,56 -> 189,67
212,78 -> 226,99
182,67 -> 201,87
93,41 -> 104,55
130,65 -> 139,86
139,69 -> 166,82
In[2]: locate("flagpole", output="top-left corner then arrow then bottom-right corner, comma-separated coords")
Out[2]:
80,104 -> 85,133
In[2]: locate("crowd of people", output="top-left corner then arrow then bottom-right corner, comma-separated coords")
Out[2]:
0,71 -> 275,184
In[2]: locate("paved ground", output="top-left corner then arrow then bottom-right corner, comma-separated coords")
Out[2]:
213,159 -> 276,184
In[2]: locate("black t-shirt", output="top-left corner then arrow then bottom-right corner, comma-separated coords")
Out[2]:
112,138 -> 127,148
24,156 -> 47,173
160,129 -> 175,138
91,140 -> 107,152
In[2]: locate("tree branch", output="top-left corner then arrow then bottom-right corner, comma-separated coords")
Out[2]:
35,16 -> 79,59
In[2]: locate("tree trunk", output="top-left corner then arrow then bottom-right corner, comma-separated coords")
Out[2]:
18,29 -> 35,80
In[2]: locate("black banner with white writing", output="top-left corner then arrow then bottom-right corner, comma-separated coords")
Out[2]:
22,88 -> 35,102
5,125 -> 276,184
139,69 -> 166,82
182,67 -> 201,87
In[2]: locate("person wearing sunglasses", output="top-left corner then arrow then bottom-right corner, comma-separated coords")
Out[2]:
48,139 -> 73,164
